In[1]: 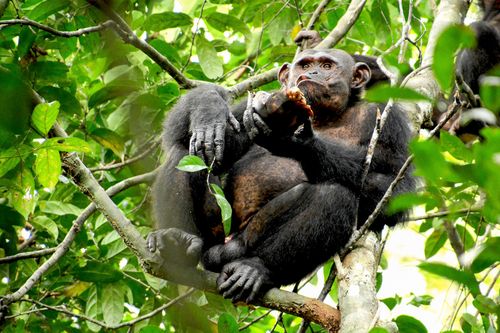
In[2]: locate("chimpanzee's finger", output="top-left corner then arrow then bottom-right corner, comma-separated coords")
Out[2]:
194,128 -> 206,160
146,233 -> 157,253
247,276 -> 263,303
189,133 -> 197,156
228,112 -> 240,132
214,122 -> 225,163
252,113 -> 272,136
204,126 -> 215,164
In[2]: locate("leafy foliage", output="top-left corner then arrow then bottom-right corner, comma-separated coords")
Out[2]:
0,0 -> 498,332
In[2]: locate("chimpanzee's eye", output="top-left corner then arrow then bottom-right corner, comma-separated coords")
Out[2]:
323,63 -> 333,69
302,63 -> 311,69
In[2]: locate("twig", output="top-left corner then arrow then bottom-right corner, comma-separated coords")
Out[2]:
306,0 -> 332,30
90,139 -> 160,172
0,247 -> 56,264
239,309 -> 273,331
407,207 -> 481,221
181,0 -> 208,72
19,289 -> 194,329
0,18 -> 114,37
88,0 -> 196,89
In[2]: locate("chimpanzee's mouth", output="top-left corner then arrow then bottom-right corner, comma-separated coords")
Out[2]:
295,76 -> 322,87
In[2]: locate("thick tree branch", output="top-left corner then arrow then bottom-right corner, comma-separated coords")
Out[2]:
0,18 -> 114,37
403,0 -> 470,129
316,0 -> 367,49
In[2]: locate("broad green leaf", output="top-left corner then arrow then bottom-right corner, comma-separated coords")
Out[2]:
176,155 -> 208,172
472,295 -> 498,314
85,285 -> 102,332
196,36 -> 223,79
479,75 -> 500,113
90,128 -> 125,157
388,192 -> 441,214
460,313 -> 483,333
28,0 -> 66,21
101,282 -> 124,326
34,148 -> 61,189
268,8 -> 294,46
88,80 -> 141,108
433,25 -> 476,92
143,12 -> 192,31
75,262 -> 123,283
409,294 -> 433,307
440,131 -> 472,162
211,183 -> 232,235
0,145 -> 31,178
454,224 -> 475,251
29,61 -> 68,81
381,296 -> 401,310
31,216 -> 58,240
9,168 -> 36,219
395,315 -> 428,333
205,12 -> 252,40
419,262 -> 480,296
471,237 -> 500,273
31,101 -> 60,136
38,86 -> 82,116
365,84 -> 430,103
149,39 -> 182,66
105,238 -> 128,259
39,201 -> 83,216
217,313 -> 238,333
40,137 -> 92,153
424,229 -> 447,259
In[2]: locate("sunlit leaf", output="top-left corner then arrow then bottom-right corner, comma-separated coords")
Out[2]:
196,36 -> 223,79
419,262 -> 480,296
365,84 -> 430,103
424,229 -> 447,259
90,128 -> 125,157
143,12 -> 192,31
218,313 -> 238,333
433,25 -> 476,93
471,237 -> 500,273
40,137 -> 92,153
479,75 -> 500,113
176,155 -> 208,172
34,148 -> 61,189
31,101 -> 60,136
395,315 -> 428,333
211,183 -> 232,235
31,216 -> 58,240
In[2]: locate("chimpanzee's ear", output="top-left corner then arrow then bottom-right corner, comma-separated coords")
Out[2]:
351,62 -> 371,89
278,63 -> 290,86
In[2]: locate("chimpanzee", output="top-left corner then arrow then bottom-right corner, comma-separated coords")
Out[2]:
148,48 -> 415,303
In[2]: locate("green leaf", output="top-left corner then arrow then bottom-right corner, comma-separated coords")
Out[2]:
394,315 -> 428,333
31,101 -> 60,136
31,216 -> 58,240
471,237 -> 500,273
176,155 -> 208,172
101,282 -> 124,326
409,294 -> 433,307
29,0 -> 66,21
9,168 -> 36,219
419,262 -> 480,296
143,12 -> 192,31
0,145 -> 31,178
268,8 -> 294,46
29,61 -> 68,81
433,25 -> 476,92
38,86 -> 82,116
75,261 -> 123,283
195,36 -> 223,80
388,192 -> 440,214
365,84 -> 430,103
440,131 -> 472,162
210,183 -> 232,235
479,75 -> 500,113
85,285 -> 102,332
381,296 -> 401,310
88,80 -> 141,108
217,313 -> 238,333
34,148 -> 61,189
39,201 -> 83,216
472,295 -> 498,314
424,229 -> 447,259
149,39 -> 182,66
40,137 -> 92,153
369,328 -> 389,333
90,128 -> 125,157
205,12 -> 251,40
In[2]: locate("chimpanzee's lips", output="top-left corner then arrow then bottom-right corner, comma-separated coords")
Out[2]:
295,76 -> 322,87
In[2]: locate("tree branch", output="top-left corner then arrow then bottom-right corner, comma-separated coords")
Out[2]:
0,248 -> 56,265
88,0 -> 197,89
0,18 -> 115,37
316,0 -> 367,49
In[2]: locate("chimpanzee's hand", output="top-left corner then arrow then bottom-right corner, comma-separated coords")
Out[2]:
146,227 -> 203,266
189,109 -> 240,166
294,30 -> 322,49
217,258 -> 273,303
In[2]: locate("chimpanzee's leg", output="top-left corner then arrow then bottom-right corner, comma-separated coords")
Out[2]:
204,182 -> 357,302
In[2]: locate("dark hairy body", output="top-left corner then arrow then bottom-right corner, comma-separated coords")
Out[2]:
148,48 -> 415,302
